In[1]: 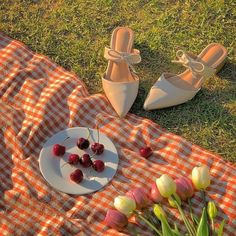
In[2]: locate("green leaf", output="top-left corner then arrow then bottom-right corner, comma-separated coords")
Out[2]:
161,219 -> 175,236
173,223 -> 184,236
196,207 -> 209,236
193,215 -> 200,225
217,219 -> 225,236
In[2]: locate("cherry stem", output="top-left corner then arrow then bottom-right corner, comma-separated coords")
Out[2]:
90,153 -> 96,159
62,136 -> 70,145
96,124 -> 100,143
86,128 -> 91,140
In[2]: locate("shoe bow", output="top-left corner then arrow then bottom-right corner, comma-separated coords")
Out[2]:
172,50 -> 205,73
172,50 -> 215,78
104,47 -> 141,73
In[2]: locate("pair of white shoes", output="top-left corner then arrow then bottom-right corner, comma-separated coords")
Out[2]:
102,27 -> 227,118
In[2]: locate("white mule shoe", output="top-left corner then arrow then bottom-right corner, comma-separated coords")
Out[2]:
143,43 -> 227,110
102,27 -> 141,117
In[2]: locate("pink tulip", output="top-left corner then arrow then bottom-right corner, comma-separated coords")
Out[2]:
175,177 -> 194,201
126,188 -> 151,209
104,209 -> 128,231
150,182 -> 163,203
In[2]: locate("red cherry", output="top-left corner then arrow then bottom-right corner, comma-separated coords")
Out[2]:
77,138 -> 90,150
91,143 -> 104,155
53,144 -> 66,156
139,147 -> 153,158
80,154 -> 92,168
93,160 -> 105,172
70,169 -> 83,183
68,154 -> 80,165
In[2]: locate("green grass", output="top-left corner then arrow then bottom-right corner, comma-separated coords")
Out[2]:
0,0 -> 235,162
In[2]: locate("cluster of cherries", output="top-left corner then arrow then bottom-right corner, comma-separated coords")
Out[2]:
52,136 -> 105,184
52,126 -> 154,184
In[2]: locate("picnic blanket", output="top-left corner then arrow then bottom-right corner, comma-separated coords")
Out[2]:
0,32 -> 235,236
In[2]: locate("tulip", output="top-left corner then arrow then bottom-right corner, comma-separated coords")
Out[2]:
153,204 -> 178,236
114,196 -> 136,217
175,176 -> 194,201
156,174 -> 176,198
207,201 -> 217,233
126,188 -> 151,209
150,182 -> 163,203
153,204 -> 166,221
207,201 -> 217,219
192,165 -> 211,190
168,193 -> 181,208
104,209 -> 128,231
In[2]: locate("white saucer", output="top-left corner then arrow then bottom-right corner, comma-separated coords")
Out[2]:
39,127 -> 119,195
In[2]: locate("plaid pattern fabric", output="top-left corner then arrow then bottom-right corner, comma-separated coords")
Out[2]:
0,32 -> 235,236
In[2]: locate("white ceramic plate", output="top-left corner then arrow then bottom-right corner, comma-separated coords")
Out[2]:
39,127 -> 119,195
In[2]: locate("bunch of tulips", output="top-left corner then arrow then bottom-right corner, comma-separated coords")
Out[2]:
104,165 -> 225,236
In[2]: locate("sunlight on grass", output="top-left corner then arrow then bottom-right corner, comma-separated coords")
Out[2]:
0,0 -> 235,161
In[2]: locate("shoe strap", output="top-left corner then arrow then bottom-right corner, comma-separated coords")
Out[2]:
172,50 -> 216,79
104,47 -> 141,73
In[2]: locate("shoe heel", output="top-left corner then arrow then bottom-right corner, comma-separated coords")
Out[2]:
215,59 -> 226,74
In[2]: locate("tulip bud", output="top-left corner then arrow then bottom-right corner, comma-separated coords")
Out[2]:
150,182 -> 163,203
156,174 -> 176,198
207,201 -> 217,220
126,188 -> 151,209
153,204 -> 166,221
192,165 -> 211,190
168,193 -> 181,208
104,209 -> 128,231
175,176 -> 194,201
114,196 -> 136,217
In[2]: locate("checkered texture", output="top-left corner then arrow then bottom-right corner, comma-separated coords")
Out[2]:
0,33 -> 235,236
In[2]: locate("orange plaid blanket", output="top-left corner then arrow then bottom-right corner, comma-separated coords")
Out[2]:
0,33 -> 235,236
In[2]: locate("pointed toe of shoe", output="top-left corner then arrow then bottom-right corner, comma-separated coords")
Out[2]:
143,94 -> 158,110
114,105 -> 130,118
102,77 -> 139,118
143,74 -> 199,110
143,88 -> 169,110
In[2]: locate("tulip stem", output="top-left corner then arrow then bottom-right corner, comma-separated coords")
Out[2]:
144,209 -> 159,230
135,211 -> 162,236
171,195 -> 196,236
188,198 -> 195,225
201,190 -> 207,209
201,190 -> 210,234
211,219 -> 215,234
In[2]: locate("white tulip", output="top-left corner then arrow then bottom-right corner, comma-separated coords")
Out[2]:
114,196 -> 136,217
156,174 -> 176,198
